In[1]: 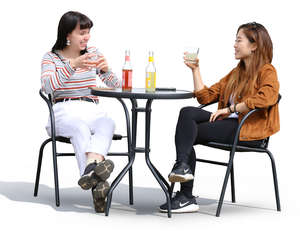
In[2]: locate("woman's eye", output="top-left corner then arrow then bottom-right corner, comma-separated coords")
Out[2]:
80,31 -> 89,36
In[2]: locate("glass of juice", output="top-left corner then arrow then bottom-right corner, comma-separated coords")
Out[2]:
184,47 -> 199,64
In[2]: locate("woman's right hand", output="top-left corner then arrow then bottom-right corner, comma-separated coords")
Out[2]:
183,52 -> 199,71
69,53 -> 96,70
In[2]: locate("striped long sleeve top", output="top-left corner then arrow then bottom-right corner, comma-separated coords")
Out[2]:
41,46 -> 121,100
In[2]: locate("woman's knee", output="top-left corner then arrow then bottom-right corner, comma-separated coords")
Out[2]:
72,122 -> 90,136
179,106 -> 198,120
94,116 -> 116,132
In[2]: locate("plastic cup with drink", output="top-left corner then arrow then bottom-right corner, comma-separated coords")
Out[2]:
184,47 -> 199,64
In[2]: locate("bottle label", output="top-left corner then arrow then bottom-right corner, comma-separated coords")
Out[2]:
122,69 -> 132,91
146,72 -> 156,91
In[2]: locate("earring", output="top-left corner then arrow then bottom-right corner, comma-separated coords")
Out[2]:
66,40 -> 71,46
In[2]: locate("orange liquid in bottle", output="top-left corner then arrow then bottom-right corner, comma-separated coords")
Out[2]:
122,69 -> 132,91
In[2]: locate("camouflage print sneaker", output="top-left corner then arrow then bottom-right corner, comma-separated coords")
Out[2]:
92,181 -> 110,213
93,197 -> 106,213
78,162 -> 100,190
94,159 -> 114,181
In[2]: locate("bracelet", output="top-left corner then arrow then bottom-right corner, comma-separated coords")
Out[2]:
228,105 -> 234,113
234,103 -> 238,114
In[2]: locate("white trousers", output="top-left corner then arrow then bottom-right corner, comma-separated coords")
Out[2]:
46,100 -> 115,176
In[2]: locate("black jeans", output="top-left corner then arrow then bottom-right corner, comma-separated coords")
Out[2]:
175,106 -> 263,197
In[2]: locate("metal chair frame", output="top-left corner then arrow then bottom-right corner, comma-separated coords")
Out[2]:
171,95 -> 281,217
34,89 -> 133,207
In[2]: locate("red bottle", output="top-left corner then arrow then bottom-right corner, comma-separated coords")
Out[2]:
122,50 -> 132,91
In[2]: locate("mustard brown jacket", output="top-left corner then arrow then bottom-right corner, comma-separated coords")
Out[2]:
194,63 -> 280,141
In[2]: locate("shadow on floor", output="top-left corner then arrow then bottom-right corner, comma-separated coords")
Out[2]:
0,181 -> 217,216
0,181 -> 276,217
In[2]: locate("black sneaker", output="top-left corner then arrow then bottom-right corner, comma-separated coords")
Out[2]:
78,162 -> 99,190
94,159 -> 114,181
92,181 -> 110,213
159,191 -> 199,213
168,161 -> 194,183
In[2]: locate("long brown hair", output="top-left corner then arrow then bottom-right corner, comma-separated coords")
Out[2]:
224,22 -> 273,104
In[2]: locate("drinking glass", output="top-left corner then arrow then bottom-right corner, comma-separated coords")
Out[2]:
88,53 -> 99,70
184,47 -> 199,64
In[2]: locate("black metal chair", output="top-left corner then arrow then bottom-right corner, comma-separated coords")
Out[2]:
171,94 -> 281,217
34,89 -> 133,207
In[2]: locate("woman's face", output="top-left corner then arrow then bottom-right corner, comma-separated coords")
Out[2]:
66,23 -> 90,51
234,29 -> 256,60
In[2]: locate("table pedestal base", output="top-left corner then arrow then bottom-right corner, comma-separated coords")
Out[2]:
105,98 -> 172,218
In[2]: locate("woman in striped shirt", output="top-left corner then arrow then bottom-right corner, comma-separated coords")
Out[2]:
41,11 -> 120,213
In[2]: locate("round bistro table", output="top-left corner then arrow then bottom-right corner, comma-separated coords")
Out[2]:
91,87 -> 194,218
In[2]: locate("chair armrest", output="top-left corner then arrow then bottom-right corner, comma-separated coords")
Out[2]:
231,93 -> 281,151
234,108 -> 261,140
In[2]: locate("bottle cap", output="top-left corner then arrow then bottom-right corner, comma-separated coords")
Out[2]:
125,50 -> 130,61
148,51 -> 154,62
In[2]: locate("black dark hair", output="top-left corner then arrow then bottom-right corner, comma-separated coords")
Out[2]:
51,11 -> 93,55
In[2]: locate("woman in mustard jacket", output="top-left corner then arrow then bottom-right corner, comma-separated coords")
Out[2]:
160,22 -> 280,213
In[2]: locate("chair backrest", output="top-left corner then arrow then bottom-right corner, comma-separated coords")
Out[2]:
264,93 -> 281,148
39,89 -> 57,139
39,89 -> 53,106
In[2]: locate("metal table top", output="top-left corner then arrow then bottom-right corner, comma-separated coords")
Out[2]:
91,87 -> 194,100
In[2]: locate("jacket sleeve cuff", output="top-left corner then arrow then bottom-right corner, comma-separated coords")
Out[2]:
244,98 -> 255,110
193,86 -> 208,97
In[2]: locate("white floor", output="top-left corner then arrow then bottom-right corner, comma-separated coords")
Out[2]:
1,145 -> 298,231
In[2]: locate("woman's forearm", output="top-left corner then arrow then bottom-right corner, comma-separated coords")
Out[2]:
228,102 -> 249,114
192,67 -> 205,92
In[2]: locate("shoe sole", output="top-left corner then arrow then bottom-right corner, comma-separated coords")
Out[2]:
93,196 -> 106,213
92,181 -> 110,200
94,160 -> 114,181
94,198 -> 106,213
78,172 -> 98,190
159,204 -> 199,213
92,181 -> 110,213
168,173 -> 194,183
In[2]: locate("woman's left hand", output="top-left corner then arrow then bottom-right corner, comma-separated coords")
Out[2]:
88,54 -> 109,73
209,108 -> 230,122
95,55 -> 109,73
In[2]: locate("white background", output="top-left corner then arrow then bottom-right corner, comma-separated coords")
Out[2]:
0,0 -> 299,230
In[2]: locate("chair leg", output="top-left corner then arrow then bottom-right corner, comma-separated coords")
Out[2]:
170,182 -> 175,197
230,163 -> 236,203
34,139 -> 51,197
266,150 -> 281,211
216,151 -> 236,217
51,140 -> 60,207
